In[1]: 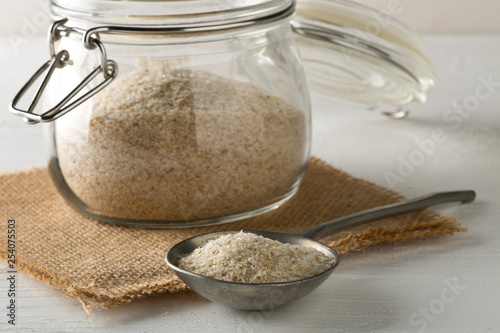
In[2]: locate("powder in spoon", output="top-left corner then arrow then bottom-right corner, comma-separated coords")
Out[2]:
177,231 -> 335,283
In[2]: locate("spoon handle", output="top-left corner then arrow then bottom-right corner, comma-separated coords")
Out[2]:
297,190 -> 476,240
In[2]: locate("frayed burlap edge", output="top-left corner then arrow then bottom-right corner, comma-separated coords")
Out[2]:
328,218 -> 466,255
0,158 -> 467,313
0,218 -> 467,314
0,252 -> 191,314
310,159 -> 467,254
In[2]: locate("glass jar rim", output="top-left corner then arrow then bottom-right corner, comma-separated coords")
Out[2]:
51,0 -> 294,28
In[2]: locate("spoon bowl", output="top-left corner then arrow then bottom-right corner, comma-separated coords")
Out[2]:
167,230 -> 340,310
166,190 -> 475,310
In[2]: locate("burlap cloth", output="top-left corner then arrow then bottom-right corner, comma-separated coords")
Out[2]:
0,157 -> 465,313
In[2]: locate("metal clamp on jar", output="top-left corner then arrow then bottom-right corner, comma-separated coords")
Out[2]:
9,0 -> 435,227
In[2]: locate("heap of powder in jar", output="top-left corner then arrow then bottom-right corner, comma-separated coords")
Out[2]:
177,231 -> 335,283
55,60 -> 307,220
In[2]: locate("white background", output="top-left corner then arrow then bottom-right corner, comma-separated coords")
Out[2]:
356,0 -> 500,33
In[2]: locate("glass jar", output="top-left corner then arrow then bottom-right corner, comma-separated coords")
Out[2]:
10,0 -> 435,227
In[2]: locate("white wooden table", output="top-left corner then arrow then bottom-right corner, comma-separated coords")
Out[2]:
1,34 -> 499,332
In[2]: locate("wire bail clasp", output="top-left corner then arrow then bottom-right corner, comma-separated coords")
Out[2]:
9,18 -> 118,124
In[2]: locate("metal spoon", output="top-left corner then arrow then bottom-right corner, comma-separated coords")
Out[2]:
166,190 -> 475,310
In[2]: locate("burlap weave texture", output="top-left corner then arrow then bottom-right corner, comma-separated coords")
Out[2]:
0,157 -> 465,313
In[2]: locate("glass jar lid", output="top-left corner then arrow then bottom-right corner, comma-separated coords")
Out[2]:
293,0 -> 436,116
